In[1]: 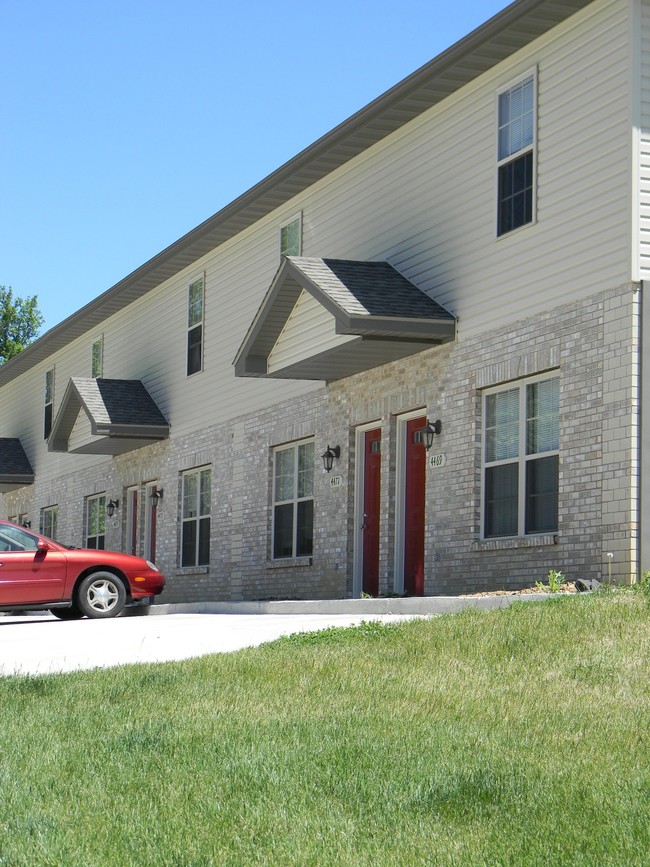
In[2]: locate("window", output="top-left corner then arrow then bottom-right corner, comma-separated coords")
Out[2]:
92,336 -> 103,378
497,72 -> 536,236
181,467 -> 211,566
85,494 -> 106,549
187,275 -> 204,375
280,213 -> 302,259
44,368 -> 54,439
273,440 -> 314,559
483,374 -> 559,538
40,505 -> 58,540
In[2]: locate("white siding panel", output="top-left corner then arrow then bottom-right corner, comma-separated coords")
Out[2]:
639,0 -> 650,277
0,0 -> 633,494
69,411 -> 96,454
268,290 -> 355,374
298,0 -> 630,339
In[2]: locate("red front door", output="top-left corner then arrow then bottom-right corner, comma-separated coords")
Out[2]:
404,416 -> 426,596
362,428 -> 381,596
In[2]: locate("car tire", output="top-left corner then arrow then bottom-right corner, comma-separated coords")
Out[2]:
76,572 -> 127,619
50,605 -> 83,620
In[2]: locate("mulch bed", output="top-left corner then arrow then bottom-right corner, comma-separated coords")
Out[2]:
460,583 -> 577,597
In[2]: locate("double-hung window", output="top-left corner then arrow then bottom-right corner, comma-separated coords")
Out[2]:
40,505 -> 59,540
187,274 -> 205,376
273,440 -> 314,559
92,336 -> 103,378
181,467 -> 211,566
44,368 -> 54,439
85,494 -> 106,549
280,213 -> 302,259
483,374 -> 559,538
497,72 -> 536,236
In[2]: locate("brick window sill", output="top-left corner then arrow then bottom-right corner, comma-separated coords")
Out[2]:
473,534 -> 558,552
175,566 -> 210,576
266,557 -> 313,570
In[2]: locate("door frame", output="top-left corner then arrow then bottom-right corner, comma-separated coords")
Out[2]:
353,421 -> 382,598
394,409 -> 427,594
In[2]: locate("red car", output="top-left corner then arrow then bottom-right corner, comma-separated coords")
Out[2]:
0,519 -> 164,619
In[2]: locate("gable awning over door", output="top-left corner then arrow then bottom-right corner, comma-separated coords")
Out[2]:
233,257 -> 456,381
0,438 -> 34,492
48,378 -> 170,455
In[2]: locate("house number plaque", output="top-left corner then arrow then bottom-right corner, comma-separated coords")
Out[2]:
427,452 -> 447,469
329,475 -> 343,488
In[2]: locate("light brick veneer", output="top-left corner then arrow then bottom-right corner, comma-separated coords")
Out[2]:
4,283 -> 640,601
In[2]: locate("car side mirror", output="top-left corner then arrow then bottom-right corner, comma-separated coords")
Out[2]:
37,539 -> 50,553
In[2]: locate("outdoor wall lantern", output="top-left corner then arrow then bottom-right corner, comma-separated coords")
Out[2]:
150,489 -> 164,508
421,419 -> 442,451
321,445 -> 341,473
106,499 -> 119,518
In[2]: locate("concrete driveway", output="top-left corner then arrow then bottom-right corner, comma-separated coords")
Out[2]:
0,593 -> 549,677
0,610 -> 422,677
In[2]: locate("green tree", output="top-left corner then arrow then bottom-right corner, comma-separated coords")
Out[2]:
0,286 -> 44,364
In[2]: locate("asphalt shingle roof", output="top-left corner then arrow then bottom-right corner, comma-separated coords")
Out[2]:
288,258 -> 455,320
71,379 -> 169,427
0,438 -> 33,477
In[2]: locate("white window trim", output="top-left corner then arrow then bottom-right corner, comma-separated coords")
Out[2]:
44,367 -> 55,440
495,66 -> 538,239
271,437 -> 314,560
279,212 -> 302,260
40,505 -> 58,540
181,466 -> 211,567
91,335 -> 104,378
85,493 -> 106,549
187,272 -> 205,376
481,370 -> 559,540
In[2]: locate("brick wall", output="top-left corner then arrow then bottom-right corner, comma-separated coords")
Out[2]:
3,283 -> 640,600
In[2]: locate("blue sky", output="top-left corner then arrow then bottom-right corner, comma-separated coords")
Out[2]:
1,0 -> 507,332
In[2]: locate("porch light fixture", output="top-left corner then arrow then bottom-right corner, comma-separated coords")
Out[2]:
321,444 -> 341,473
150,489 -> 163,508
106,498 -> 119,518
421,419 -> 442,451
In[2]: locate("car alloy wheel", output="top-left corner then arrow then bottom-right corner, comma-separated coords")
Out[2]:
77,571 -> 126,619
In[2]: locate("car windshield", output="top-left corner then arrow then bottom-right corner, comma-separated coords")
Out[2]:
0,524 -> 40,552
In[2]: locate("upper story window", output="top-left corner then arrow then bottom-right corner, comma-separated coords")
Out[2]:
85,494 -> 106,550
187,274 -> 204,376
280,213 -> 302,259
91,336 -> 103,378
272,439 -> 314,559
40,505 -> 59,540
44,368 -> 54,440
181,466 -> 211,566
497,71 -> 536,237
483,373 -> 559,539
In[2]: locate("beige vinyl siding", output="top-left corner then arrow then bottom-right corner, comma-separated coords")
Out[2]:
292,0 -> 630,340
268,291 -> 355,375
639,0 -> 650,276
69,412 -> 97,454
0,0 -> 632,493
640,0 -> 650,572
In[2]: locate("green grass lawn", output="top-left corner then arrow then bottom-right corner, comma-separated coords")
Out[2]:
0,589 -> 648,866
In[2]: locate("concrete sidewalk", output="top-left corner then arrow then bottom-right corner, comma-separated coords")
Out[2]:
149,592 -> 552,617
0,593 -> 553,677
